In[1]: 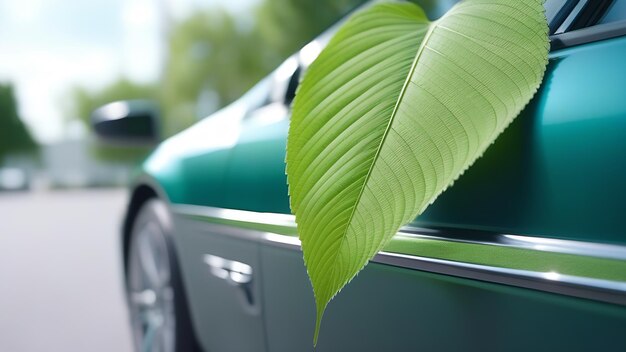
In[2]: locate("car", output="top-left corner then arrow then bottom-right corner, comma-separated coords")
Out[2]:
92,1 -> 626,351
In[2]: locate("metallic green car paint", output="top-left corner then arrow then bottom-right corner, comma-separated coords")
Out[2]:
136,21 -> 626,351
260,245 -> 626,352
144,35 -> 626,245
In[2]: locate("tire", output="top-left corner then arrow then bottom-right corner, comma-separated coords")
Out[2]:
126,199 -> 200,352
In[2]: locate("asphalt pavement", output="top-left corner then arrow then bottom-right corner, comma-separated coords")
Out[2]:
0,189 -> 133,352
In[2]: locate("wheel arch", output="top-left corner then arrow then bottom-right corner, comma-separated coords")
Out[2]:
122,183 -> 158,271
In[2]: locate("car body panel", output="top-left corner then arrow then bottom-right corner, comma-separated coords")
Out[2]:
261,244 -> 626,352
173,218 -> 267,352
169,206 -> 626,351
144,35 -> 626,244
221,104 -> 291,214
130,6 -> 626,351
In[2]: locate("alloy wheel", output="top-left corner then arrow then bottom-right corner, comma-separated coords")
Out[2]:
128,221 -> 176,352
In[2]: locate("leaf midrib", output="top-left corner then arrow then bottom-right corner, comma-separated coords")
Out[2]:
324,14 -> 449,295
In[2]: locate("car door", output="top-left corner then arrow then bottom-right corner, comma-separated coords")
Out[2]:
171,60 -> 299,352
166,81 -> 275,352
257,2 -> 626,351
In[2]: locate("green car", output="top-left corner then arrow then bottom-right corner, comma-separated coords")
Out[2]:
92,1 -> 626,351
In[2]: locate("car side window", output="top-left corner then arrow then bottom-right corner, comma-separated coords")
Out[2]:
285,66 -> 301,106
558,0 -> 626,33
549,0 -> 626,49
269,56 -> 299,108
546,0 -> 578,34
598,0 -> 626,24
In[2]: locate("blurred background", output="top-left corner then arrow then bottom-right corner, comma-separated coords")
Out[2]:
0,0 -> 363,350
0,0 -> 367,187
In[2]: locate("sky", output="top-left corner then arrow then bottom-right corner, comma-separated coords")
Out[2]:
0,0 -> 258,143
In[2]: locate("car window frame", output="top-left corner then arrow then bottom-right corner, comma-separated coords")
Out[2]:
551,18 -> 626,49
550,0 -> 626,50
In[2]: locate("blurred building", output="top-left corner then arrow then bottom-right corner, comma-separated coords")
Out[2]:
41,139 -> 130,188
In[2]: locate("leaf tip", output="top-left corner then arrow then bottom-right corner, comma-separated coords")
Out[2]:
313,324 -> 320,347
313,302 -> 327,347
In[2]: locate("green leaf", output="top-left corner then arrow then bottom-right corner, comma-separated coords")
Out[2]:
286,0 -> 548,344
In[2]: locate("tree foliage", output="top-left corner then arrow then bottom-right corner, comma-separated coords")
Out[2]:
256,0 -> 365,57
67,0 -> 365,161
0,83 -> 38,163
161,9 -> 270,134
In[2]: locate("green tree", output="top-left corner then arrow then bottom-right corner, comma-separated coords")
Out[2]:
0,83 -> 38,164
161,9 -> 271,134
255,0 -> 365,57
160,2 -> 366,134
65,0 -> 368,163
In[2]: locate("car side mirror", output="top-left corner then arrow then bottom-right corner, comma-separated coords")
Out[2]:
91,100 -> 160,145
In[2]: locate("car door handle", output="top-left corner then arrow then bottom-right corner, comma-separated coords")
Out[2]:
204,254 -> 255,305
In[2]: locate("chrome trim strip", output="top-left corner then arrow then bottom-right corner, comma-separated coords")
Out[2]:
172,204 -> 626,305
172,204 -> 626,261
184,206 -> 296,228
374,251 -> 626,306
262,232 -> 301,249
500,234 -> 626,260
397,227 -> 626,261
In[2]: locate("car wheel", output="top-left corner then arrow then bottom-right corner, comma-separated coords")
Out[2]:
127,199 -> 199,352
